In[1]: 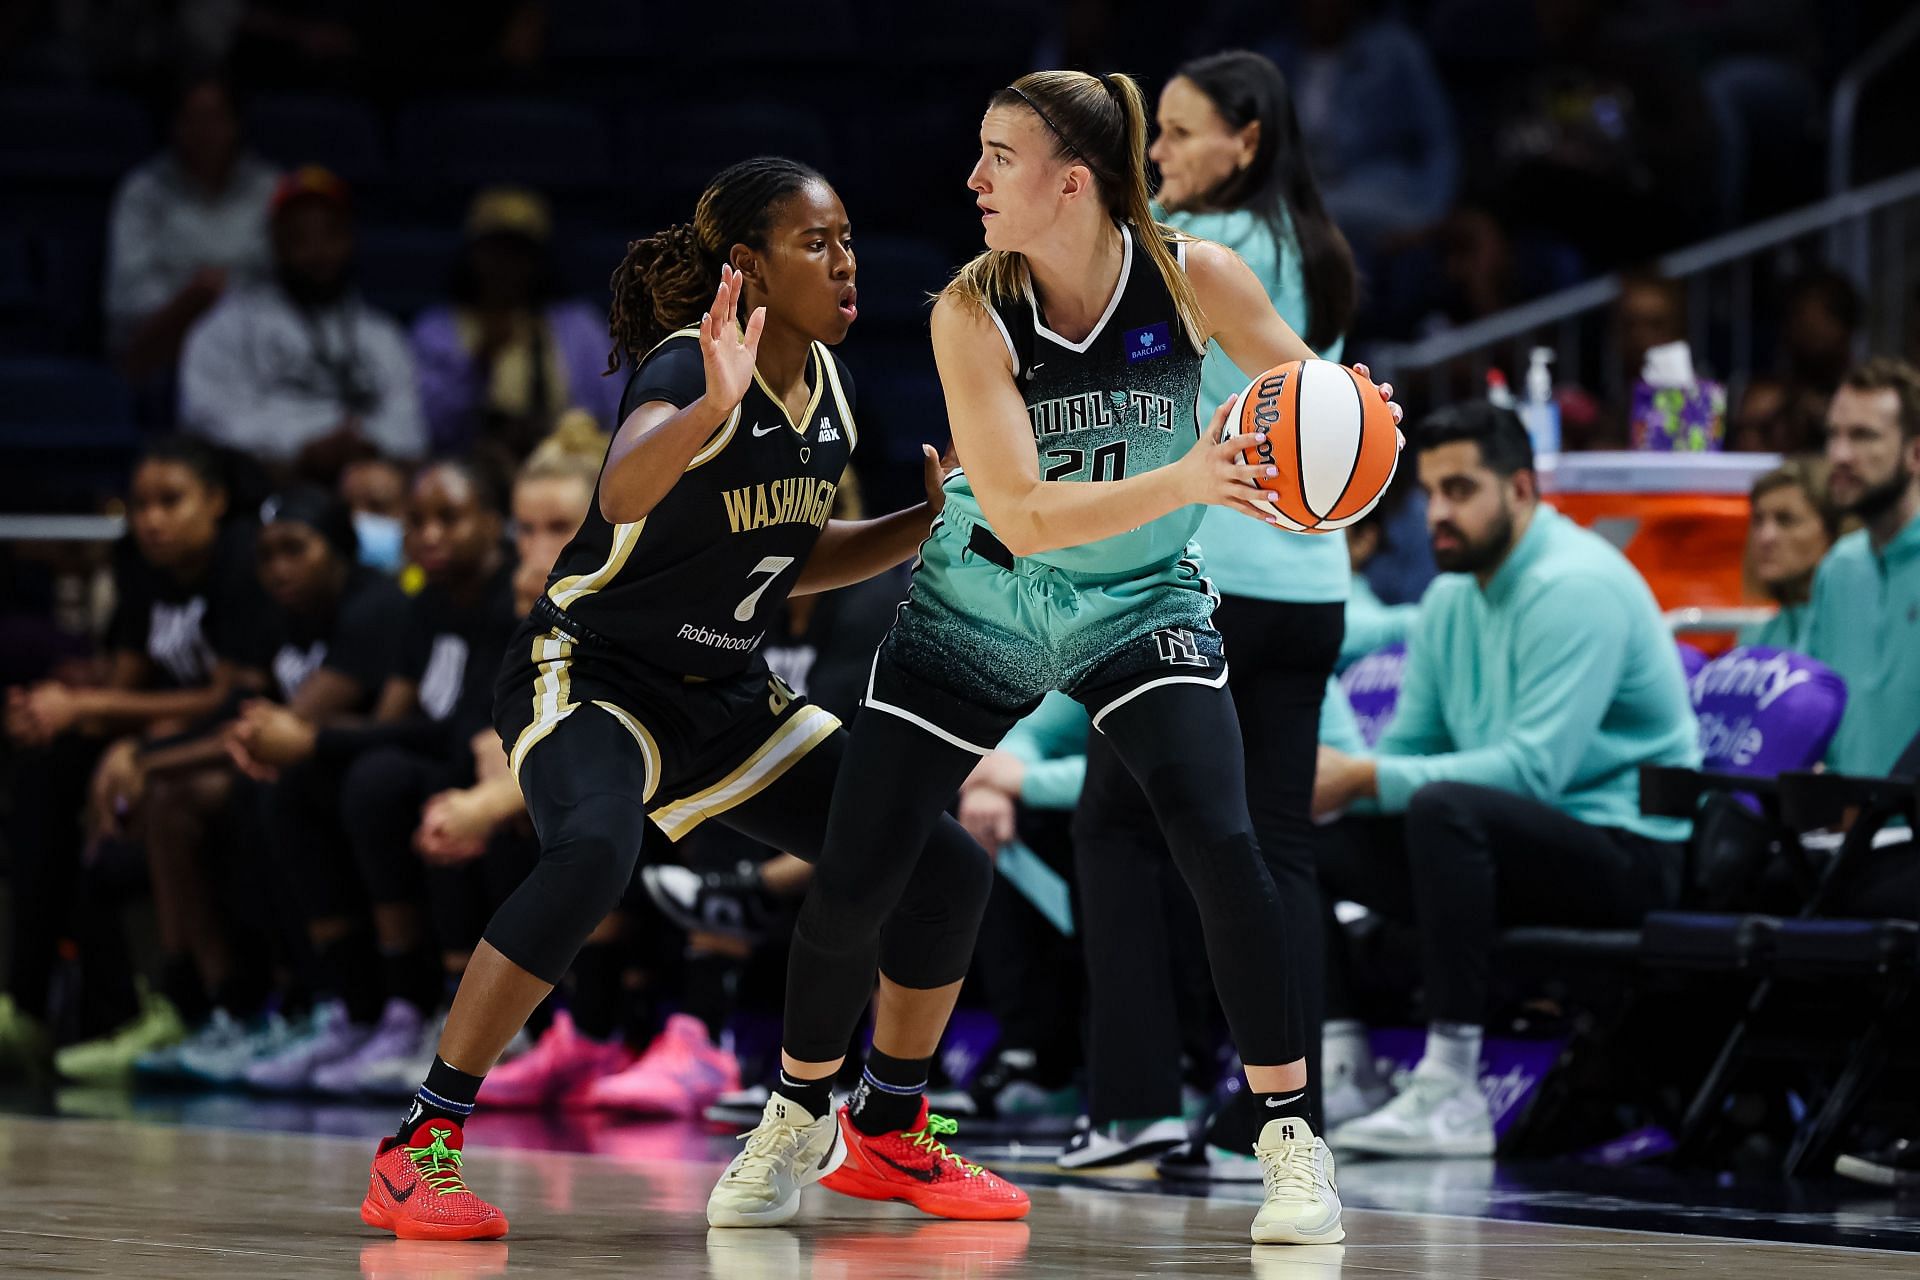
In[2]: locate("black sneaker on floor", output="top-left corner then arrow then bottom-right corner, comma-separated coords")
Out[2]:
1836,1138 -> 1920,1189
1056,1115 -> 1189,1170
641,861 -> 781,943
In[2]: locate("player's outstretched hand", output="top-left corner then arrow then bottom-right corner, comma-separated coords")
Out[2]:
699,265 -> 767,414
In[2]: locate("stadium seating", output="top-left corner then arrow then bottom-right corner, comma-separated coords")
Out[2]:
394,99 -> 611,196
0,89 -> 152,187
246,95 -> 389,186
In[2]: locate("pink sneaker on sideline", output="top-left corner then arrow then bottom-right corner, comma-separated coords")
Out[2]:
476,1011 -> 633,1109
584,1014 -> 740,1118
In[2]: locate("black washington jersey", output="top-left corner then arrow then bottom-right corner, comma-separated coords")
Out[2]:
541,328 -> 856,678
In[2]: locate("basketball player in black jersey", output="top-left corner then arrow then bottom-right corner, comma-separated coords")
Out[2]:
358,159 -> 1018,1240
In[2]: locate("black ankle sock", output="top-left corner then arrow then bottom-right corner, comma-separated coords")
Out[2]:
849,1048 -> 931,1136
381,943 -> 443,1015
1247,1089 -> 1315,1138
398,1056 -> 483,1143
568,943 -> 624,1041
681,951 -> 739,1043
776,1068 -> 834,1121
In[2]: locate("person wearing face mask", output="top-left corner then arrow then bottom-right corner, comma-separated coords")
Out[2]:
1311,402 -> 1699,1159
340,454 -> 415,576
1805,359 -> 1920,776
221,465 -> 517,1095
178,166 -> 425,477
1740,460 -> 1839,652
0,438 -> 268,1082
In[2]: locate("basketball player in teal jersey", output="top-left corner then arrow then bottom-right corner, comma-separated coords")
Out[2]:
710,71 -> 1399,1246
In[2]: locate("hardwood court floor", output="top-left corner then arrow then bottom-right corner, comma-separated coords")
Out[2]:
2,1112 -> 1915,1278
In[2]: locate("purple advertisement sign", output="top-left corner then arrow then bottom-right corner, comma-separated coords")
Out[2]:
1689,645 -> 1847,775
1340,642 -> 1407,748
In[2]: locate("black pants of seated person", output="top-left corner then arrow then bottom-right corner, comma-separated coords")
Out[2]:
1317,781 -> 1684,1025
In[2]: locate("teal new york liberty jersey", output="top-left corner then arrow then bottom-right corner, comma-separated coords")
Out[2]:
943,223 -> 1207,575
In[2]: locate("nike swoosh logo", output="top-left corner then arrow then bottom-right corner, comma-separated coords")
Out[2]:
872,1151 -> 939,1183
751,423 -> 782,437
378,1170 -> 416,1204
817,1130 -> 840,1171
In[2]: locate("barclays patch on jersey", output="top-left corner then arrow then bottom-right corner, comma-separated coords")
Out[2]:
1125,321 -> 1172,363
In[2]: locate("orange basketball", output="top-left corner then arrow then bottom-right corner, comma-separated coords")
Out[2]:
1225,359 -> 1399,533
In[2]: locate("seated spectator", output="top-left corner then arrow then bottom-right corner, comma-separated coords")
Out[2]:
1775,269 -> 1862,451
412,188 -> 623,461
1806,359 -> 1920,776
1489,0 -> 1715,265
179,166 -> 425,476
135,488 -> 409,1086
338,454 -> 415,575
1312,401 -> 1699,1157
106,73 -> 278,382
1740,459 -> 1838,652
291,460 -> 522,1099
409,414 -> 606,880
1584,269 -> 1687,451
222,469 -> 514,1094
1731,272 -> 1865,456
0,439 -> 267,1081
1339,505 -> 1417,670
1265,0 -> 1460,243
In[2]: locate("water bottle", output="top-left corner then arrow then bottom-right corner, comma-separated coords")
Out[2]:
1520,347 -> 1561,458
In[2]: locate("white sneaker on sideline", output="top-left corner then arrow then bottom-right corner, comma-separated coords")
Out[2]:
1330,1071 -> 1494,1158
707,1091 -> 843,1227
1323,1078 -> 1393,1130
1251,1116 -> 1344,1245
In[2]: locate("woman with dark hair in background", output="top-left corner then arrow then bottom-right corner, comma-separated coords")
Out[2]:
1054,49 -> 1365,1182
0,438 -> 267,1082
219,466 -> 518,1096
411,187 -> 624,462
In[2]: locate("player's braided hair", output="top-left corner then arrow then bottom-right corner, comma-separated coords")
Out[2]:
605,156 -> 826,373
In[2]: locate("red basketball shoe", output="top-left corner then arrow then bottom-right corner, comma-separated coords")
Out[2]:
820,1101 -> 1030,1221
361,1120 -> 509,1241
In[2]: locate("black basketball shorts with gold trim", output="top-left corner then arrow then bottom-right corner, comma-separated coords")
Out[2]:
492,603 -> 839,843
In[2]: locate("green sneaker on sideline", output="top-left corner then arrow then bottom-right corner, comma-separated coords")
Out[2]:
0,994 -> 54,1077
54,989 -> 186,1084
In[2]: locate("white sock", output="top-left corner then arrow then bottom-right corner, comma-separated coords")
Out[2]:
1416,1022 -> 1482,1085
1322,1020 -> 1379,1090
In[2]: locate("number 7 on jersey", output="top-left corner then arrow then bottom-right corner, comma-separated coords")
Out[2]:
734,556 -> 796,622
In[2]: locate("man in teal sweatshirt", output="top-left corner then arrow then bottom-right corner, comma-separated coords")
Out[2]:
1312,401 -> 1700,1158
1805,358 -> 1920,777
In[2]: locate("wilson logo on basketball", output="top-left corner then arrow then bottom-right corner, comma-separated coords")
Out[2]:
1225,359 -> 1398,534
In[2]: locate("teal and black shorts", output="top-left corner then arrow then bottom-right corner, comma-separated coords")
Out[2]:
865,512 -> 1228,754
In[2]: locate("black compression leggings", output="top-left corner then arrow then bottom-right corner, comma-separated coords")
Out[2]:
484,704 -> 990,989
784,679 -> 1300,1066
